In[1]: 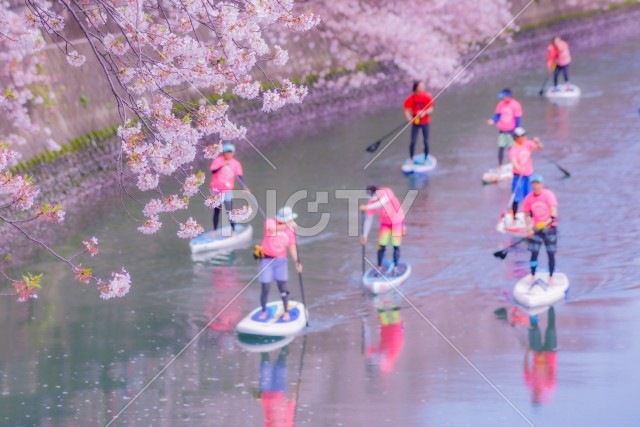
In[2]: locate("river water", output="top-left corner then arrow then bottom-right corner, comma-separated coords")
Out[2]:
2,34 -> 640,427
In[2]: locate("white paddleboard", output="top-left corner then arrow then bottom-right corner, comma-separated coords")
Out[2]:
189,224 -> 253,254
236,300 -> 306,337
236,334 -> 296,353
482,163 -> 513,184
513,272 -> 569,308
545,83 -> 581,99
362,261 -> 411,294
401,154 -> 437,174
496,211 -> 528,237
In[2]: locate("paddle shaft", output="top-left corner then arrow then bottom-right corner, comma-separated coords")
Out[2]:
539,73 -> 551,96
361,211 -> 366,275
366,98 -> 434,153
540,153 -> 571,177
294,243 -> 309,326
237,176 -> 267,218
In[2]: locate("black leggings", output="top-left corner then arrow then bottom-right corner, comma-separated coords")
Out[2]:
410,123 -> 429,159
212,199 -> 235,231
260,281 -> 289,312
498,146 -> 506,165
530,250 -> 555,276
553,64 -> 569,86
377,245 -> 400,267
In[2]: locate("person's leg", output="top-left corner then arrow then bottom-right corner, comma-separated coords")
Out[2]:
409,124 -> 419,159
511,174 -> 521,213
553,66 -> 560,87
498,146 -> 505,166
562,64 -> 569,83
260,282 -> 271,313
224,192 -> 235,231
530,251 -> 539,276
213,207 -> 221,231
512,201 -> 519,215
276,281 -> 290,315
274,258 -> 290,319
377,245 -> 386,268
393,246 -> 400,265
258,258 -> 274,318
421,123 -> 430,158
545,226 -> 558,277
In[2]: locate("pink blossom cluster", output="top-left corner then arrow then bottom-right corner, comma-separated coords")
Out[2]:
99,268 -> 132,300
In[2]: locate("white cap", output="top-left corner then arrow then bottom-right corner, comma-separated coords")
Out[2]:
276,206 -> 298,223
513,127 -> 527,137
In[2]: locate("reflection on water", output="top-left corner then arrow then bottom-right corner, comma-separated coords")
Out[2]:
2,32 -> 640,426
525,307 -> 557,406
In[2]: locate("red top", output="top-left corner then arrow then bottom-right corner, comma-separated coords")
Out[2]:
403,92 -> 434,124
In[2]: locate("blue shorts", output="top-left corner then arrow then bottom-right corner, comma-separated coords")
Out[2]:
259,257 -> 289,283
511,174 -> 531,203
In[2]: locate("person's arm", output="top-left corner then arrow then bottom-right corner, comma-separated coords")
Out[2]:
288,244 -> 302,272
211,167 -> 222,174
532,137 -> 543,151
488,113 -> 500,125
362,194 -> 389,211
515,116 -> 521,128
404,108 -> 414,122
361,214 -> 374,242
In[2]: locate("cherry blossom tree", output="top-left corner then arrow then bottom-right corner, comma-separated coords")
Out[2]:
0,0 -> 319,301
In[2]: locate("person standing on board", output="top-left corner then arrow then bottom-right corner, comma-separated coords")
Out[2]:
258,207 -> 302,321
547,36 -> 572,90
360,185 -> 406,276
522,174 -> 558,284
403,81 -> 434,164
210,142 -> 247,235
487,88 -> 522,170
509,127 -> 543,216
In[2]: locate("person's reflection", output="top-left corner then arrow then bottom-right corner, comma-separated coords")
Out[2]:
257,346 -> 296,427
205,266 -> 244,351
367,299 -> 404,374
524,306 -> 557,405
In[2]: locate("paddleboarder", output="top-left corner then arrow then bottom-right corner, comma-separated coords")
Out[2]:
487,88 -> 522,170
547,36 -> 572,90
522,174 -> 558,284
509,127 -> 543,216
360,185 -> 406,276
258,207 -> 302,321
403,81 -> 434,164
210,142 -> 247,235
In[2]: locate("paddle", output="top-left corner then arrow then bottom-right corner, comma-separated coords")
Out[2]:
493,236 -> 529,259
540,153 -> 571,178
365,122 -> 406,153
294,243 -> 309,326
360,211 -> 366,276
538,73 -> 551,96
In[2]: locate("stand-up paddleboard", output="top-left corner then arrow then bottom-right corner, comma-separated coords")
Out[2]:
189,224 -> 253,254
496,211 -> 528,237
545,83 -> 581,100
362,260 -> 411,294
482,163 -> 513,185
513,272 -> 569,308
236,300 -> 306,337
236,334 -> 296,353
401,154 -> 437,174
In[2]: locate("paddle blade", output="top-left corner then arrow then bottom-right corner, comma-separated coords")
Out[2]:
366,140 -> 381,153
493,249 -> 508,259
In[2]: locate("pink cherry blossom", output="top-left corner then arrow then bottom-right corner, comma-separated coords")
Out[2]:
138,215 -> 162,234
99,268 -> 132,300
228,205 -> 253,222
177,217 -> 204,239
66,50 -> 86,67
83,237 -> 99,257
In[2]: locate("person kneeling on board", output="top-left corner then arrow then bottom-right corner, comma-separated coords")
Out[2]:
258,207 -> 302,321
210,142 -> 247,236
522,174 -> 559,284
509,127 -> 543,218
360,185 -> 406,277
